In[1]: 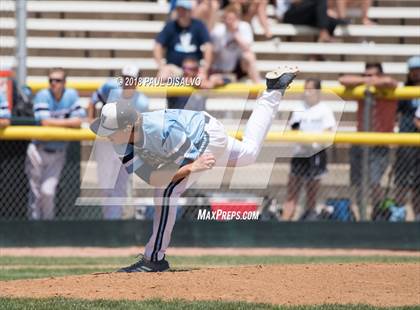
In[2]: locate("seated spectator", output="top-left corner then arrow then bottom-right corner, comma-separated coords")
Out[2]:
25,68 -> 86,220
167,57 -> 224,110
155,0 -> 212,82
89,65 -> 149,220
328,0 -> 375,26
227,0 -> 272,39
339,63 -> 398,220
0,92 -> 11,128
211,5 -> 261,84
193,0 -> 221,31
275,0 -> 347,42
282,78 -> 336,221
394,56 -> 420,220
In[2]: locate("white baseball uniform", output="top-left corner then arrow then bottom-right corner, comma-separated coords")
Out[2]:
112,90 -> 282,261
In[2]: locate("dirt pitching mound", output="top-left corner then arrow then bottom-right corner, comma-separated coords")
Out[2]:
1,263 -> 419,306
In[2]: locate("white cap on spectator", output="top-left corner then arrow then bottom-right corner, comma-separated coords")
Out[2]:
175,0 -> 192,10
122,64 -> 140,77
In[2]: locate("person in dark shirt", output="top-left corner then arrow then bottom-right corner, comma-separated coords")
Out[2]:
167,57 -> 224,110
276,0 -> 347,42
154,0 -> 212,82
394,56 -> 420,220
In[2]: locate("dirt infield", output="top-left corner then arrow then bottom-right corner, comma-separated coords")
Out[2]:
1,263 -> 419,306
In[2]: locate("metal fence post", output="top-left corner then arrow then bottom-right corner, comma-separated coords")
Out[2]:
360,88 -> 375,220
16,0 -> 27,87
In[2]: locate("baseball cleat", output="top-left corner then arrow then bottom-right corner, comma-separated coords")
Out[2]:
116,255 -> 170,273
265,65 -> 299,94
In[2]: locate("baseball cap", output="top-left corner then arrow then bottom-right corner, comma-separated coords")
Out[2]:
121,64 -> 141,77
407,56 -> 420,70
90,102 -> 138,137
175,0 -> 192,10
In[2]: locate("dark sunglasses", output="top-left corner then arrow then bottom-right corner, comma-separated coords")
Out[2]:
49,78 -> 64,84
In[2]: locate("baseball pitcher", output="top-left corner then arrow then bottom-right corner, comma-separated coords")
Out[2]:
90,66 -> 298,272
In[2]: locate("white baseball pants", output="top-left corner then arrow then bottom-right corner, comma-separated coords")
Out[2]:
25,143 -> 66,220
94,140 -> 129,219
144,90 -> 282,261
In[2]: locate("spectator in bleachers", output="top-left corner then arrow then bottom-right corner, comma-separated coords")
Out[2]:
169,0 -> 220,31
394,56 -> 420,221
211,5 -> 261,83
167,57 -> 224,110
193,0 -> 221,31
25,68 -> 86,220
275,0 -> 347,42
89,65 -> 149,219
155,0 -> 212,82
0,92 -> 11,128
328,0 -> 375,26
339,63 -> 398,220
282,78 -> 336,221
226,0 -> 272,39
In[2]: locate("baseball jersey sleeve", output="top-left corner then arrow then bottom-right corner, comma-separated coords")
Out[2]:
33,90 -> 52,121
114,143 -> 155,183
0,93 -> 11,119
68,90 -> 86,118
91,89 -> 101,105
91,80 -> 119,105
135,93 -> 149,112
163,122 -> 200,164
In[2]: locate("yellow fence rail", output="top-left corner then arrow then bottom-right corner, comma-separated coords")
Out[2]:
27,81 -> 420,100
1,126 -> 419,146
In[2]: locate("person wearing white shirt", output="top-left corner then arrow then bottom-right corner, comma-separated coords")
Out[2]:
282,78 -> 336,221
211,5 -> 260,83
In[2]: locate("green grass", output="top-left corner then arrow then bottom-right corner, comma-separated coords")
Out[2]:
1,255 -> 419,281
0,298 -> 418,310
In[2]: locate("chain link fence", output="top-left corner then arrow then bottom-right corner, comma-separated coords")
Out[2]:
0,141 -> 86,220
1,69 -> 419,221
1,137 -> 419,221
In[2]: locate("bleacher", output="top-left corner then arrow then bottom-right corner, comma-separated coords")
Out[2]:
1,0 -> 419,80
1,0 -> 419,208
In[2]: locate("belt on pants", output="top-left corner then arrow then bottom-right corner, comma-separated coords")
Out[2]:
44,149 -> 62,154
36,145 -> 64,154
